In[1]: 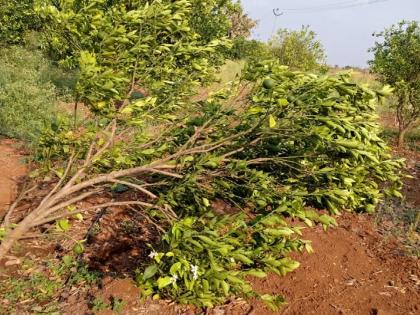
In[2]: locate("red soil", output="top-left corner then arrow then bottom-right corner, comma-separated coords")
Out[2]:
0,139 -> 26,217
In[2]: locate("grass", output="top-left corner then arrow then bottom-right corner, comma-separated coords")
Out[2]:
375,198 -> 420,257
0,255 -> 100,314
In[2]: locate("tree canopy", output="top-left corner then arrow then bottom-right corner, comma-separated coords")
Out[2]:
369,20 -> 420,146
269,25 -> 326,72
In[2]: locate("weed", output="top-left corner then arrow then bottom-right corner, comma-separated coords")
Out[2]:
91,297 -> 110,312
0,272 -> 62,309
110,296 -> 126,313
375,198 -> 420,256
119,220 -> 139,234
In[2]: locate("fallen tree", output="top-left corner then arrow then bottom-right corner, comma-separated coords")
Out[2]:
0,61 -> 404,308
0,0 -> 406,310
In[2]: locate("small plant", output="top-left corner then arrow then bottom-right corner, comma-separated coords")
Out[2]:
91,297 -> 110,312
120,220 -> 139,234
110,297 -> 126,313
0,272 -> 61,310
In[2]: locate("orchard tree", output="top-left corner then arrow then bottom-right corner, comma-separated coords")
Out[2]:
228,37 -> 271,60
369,21 -> 420,147
0,0 -> 40,44
188,0 -> 256,43
269,25 -> 326,72
36,0 -> 231,115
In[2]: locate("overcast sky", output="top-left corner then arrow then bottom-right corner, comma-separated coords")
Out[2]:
240,0 -> 420,67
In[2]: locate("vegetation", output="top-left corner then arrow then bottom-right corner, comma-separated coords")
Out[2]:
0,0 -> 39,44
0,0 -> 416,313
37,0 -> 231,113
228,37 -> 272,61
189,0 -> 256,43
369,21 -> 420,147
0,59 -> 404,308
269,25 -> 327,72
0,46 -> 60,141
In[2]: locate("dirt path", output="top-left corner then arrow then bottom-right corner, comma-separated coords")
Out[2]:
0,139 -> 26,217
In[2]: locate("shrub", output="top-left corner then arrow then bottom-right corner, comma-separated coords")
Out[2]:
0,0 -> 40,44
228,37 -> 272,61
0,46 -> 58,141
269,25 -> 327,71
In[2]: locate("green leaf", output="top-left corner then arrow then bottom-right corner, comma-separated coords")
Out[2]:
141,148 -> 156,155
143,265 -> 158,280
169,262 -> 182,275
268,115 -> 277,128
221,280 -> 230,296
248,106 -> 264,114
56,219 -> 70,232
74,213 -> 84,221
202,198 -> 210,207
157,276 -> 172,289
244,270 -> 267,278
62,255 -> 73,266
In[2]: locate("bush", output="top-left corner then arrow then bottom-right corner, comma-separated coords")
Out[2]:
0,46 -> 59,141
269,25 -> 327,71
0,0 -> 40,44
228,37 -> 272,61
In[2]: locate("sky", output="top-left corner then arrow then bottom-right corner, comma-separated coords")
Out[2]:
240,0 -> 420,67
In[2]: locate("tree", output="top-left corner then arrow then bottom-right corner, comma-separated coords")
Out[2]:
0,0 -> 40,44
369,21 -> 420,147
228,37 -> 271,60
36,0 -> 231,115
269,25 -> 326,71
227,3 -> 257,39
188,0 -> 256,43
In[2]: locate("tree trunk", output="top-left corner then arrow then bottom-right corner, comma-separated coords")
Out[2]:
0,209 -> 41,260
398,126 -> 409,148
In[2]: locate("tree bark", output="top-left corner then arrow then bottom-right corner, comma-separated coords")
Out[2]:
397,126 -> 409,148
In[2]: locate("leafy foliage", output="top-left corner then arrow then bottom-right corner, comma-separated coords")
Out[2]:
0,46 -> 59,141
37,0 -> 231,115
369,21 -> 420,146
0,1 -> 405,311
24,59 -> 403,308
127,62 -> 404,307
138,213 -> 307,309
269,26 -> 327,72
0,0 -> 40,44
228,37 -> 272,61
188,0 -> 255,43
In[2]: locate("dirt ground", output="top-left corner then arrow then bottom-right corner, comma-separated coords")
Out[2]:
0,140 -> 418,315
59,213 -> 419,315
0,139 -> 26,218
